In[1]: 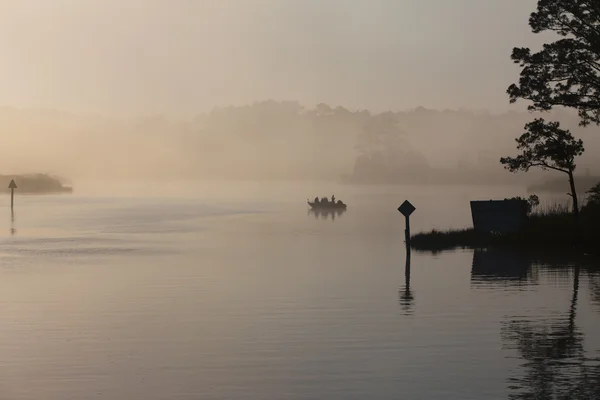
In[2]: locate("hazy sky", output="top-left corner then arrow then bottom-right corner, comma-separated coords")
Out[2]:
1,0 -> 544,116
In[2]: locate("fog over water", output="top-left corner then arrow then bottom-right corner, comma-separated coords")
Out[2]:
1,0 -> 599,184
2,2 -> 600,399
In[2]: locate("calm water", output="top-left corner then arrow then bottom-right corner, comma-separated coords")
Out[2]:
0,181 -> 598,400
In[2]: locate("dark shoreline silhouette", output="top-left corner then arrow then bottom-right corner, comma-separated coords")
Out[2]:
410,189 -> 600,255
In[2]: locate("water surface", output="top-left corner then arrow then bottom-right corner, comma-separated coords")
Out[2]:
0,182 -> 598,399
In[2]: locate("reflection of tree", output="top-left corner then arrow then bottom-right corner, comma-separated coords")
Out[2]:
584,262 -> 600,311
468,248 -> 600,397
589,273 -> 600,310
502,266 -> 600,399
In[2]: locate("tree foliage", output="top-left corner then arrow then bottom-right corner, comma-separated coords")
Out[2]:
501,118 -> 584,218
501,118 -> 584,173
508,0 -> 600,126
586,182 -> 600,204
505,195 -> 540,214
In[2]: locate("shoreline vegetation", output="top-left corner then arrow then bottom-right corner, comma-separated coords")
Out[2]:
0,174 -> 72,194
410,0 -> 600,259
411,202 -> 600,255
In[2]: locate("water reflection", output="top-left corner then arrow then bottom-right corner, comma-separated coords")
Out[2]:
581,261 -> 600,311
308,208 -> 346,221
501,266 -> 600,399
470,249 -> 600,398
399,248 -> 414,315
589,273 -> 600,310
10,210 -> 16,236
471,248 -> 535,287
471,249 -> 600,296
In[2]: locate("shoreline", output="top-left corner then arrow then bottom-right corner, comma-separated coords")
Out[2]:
410,202 -> 600,255
411,226 -> 597,255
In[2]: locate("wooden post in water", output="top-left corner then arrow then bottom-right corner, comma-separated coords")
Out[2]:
8,179 -> 17,211
405,238 -> 411,290
405,215 -> 411,247
398,200 -> 416,249
399,206 -> 415,313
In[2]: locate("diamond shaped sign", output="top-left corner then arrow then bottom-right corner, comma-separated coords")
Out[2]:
397,200 -> 415,217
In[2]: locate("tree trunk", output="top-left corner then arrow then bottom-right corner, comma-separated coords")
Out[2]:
568,170 -> 581,245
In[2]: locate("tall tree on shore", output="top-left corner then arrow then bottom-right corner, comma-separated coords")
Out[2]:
508,0 -> 600,127
504,0 -> 598,236
501,119 -> 584,221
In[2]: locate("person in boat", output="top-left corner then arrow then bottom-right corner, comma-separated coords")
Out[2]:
321,197 -> 328,204
331,195 -> 335,203
314,197 -> 319,204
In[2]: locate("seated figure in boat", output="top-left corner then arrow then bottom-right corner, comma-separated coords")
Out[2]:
314,197 -> 320,204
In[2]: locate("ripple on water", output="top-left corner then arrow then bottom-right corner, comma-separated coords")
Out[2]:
0,235 -> 168,263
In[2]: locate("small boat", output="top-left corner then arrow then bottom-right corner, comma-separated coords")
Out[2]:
307,199 -> 347,210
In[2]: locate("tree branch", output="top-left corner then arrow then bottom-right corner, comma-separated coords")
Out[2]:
527,162 -> 569,173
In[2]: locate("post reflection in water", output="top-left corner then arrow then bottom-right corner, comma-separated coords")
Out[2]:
399,247 -> 414,314
308,208 -> 346,222
10,210 -> 16,236
471,248 -> 600,399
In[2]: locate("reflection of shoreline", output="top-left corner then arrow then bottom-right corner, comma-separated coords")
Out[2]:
471,248 -> 532,285
500,265 -> 598,399
471,248 -> 600,398
470,248 -> 600,287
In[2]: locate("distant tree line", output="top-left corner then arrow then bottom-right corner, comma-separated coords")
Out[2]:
1,98 -> 599,183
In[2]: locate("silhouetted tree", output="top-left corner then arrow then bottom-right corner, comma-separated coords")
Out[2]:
508,0 -> 600,127
315,103 -> 332,115
500,119 -> 584,221
585,182 -> 600,205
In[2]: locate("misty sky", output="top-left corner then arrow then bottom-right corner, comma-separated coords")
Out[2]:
1,0 -> 545,116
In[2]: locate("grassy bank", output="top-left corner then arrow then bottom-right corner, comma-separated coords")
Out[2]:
411,203 -> 599,254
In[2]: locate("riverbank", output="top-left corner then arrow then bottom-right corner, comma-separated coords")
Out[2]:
411,204 -> 600,254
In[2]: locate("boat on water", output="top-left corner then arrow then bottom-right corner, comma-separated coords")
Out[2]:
307,196 -> 347,210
